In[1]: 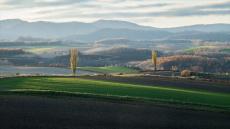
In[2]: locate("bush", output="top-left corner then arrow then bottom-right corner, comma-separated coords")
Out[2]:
181,70 -> 191,77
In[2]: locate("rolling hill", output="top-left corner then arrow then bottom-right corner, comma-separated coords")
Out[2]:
1,19 -> 230,42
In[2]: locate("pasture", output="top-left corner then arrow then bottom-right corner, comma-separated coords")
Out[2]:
0,76 -> 229,111
78,66 -> 139,74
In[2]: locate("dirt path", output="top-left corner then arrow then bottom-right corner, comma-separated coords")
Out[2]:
80,75 -> 230,93
0,95 -> 229,129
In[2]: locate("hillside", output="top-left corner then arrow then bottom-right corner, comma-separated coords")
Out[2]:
65,28 -> 171,42
1,76 -> 230,129
1,77 -> 230,109
166,24 -> 230,32
51,47 -> 155,67
130,54 -> 230,73
1,19 -> 230,42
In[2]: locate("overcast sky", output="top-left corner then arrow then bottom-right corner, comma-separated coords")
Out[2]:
0,0 -> 230,28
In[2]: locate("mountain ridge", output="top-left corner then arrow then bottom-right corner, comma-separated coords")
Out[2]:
1,19 -> 229,29
1,19 -> 230,41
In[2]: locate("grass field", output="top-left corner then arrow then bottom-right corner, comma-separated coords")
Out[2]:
25,48 -> 56,53
220,48 -> 230,53
183,46 -> 217,53
78,66 -> 139,74
0,77 -> 229,111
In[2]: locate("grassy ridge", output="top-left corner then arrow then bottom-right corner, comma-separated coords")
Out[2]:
220,48 -> 230,53
183,46 -> 217,53
0,77 -> 229,110
78,66 -> 138,73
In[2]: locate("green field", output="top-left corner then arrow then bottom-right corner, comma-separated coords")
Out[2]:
0,77 -> 229,111
79,66 -> 138,73
184,46 -> 217,53
25,48 -> 56,53
220,48 -> 230,53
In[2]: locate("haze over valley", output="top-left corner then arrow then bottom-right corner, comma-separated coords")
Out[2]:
0,19 -> 229,74
1,1 -> 230,129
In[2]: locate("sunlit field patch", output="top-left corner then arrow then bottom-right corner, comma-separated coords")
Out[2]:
0,77 -> 229,111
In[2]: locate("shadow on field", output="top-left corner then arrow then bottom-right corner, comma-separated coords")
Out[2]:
0,95 -> 229,129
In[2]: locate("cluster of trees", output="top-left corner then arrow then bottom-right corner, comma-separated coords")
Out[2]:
157,54 -> 229,72
0,41 -> 63,47
0,48 -> 26,57
0,48 -> 42,66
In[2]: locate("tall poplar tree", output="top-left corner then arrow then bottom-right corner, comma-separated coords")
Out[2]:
152,50 -> 157,71
70,48 -> 78,76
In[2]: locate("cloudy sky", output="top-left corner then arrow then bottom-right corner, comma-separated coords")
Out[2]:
0,0 -> 230,28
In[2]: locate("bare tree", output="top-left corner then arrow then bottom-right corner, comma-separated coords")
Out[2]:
171,66 -> 178,77
152,50 -> 157,71
70,48 -> 78,76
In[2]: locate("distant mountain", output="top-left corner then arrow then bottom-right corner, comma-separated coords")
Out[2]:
166,24 -> 230,33
66,28 -> 230,42
92,20 -> 155,30
65,28 -> 171,42
0,19 -> 155,40
0,19 -> 95,39
0,19 -> 230,42
168,32 -> 230,42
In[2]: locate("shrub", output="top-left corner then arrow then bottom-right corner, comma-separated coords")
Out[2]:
181,70 -> 191,77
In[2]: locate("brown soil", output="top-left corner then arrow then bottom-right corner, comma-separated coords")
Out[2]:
0,95 -> 229,129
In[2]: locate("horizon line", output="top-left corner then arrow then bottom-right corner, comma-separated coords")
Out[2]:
1,18 -> 229,29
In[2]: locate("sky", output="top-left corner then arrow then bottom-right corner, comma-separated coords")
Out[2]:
0,0 -> 230,28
